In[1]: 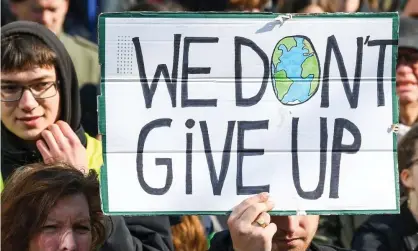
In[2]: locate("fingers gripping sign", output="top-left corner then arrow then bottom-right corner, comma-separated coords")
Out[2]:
254,212 -> 271,228
228,193 -> 277,251
36,121 -> 88,173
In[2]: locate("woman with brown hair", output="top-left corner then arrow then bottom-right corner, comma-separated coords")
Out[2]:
1,162 -> 106,251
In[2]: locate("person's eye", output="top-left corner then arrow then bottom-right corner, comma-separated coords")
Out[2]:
38,82 -> 50,87
33,82 -> 51,91
1,85 -> 20,93
75,225 -> 91,233
48,7 -> 58,13
42,225 -> 58,231
31,6 -> 44,14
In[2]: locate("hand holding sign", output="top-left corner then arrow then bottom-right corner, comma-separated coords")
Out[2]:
36,121 -> 88,173
228,193 -> 276,251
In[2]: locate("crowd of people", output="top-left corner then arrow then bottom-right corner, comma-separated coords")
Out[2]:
1,0 -> 418,251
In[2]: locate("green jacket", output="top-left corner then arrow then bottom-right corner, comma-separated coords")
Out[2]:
58,32 -> 100,87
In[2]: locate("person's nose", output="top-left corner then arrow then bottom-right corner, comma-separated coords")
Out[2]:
39,11 -> 51,25
397,55 -> 415,75
60,231 -> 77,251
278,216 -> 299,234
18,89 -> 38,112
397,62 -> 413,76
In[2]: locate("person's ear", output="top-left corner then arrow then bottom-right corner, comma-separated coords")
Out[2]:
401,168 -> 415,190
63,0 -> 70,14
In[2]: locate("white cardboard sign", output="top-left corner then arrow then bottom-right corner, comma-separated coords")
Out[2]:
98,12 -> 400,215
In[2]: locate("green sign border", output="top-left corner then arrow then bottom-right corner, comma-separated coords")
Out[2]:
98,12 -> 400,216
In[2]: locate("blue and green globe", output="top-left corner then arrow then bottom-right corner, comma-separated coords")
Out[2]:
271,36 -> 320,105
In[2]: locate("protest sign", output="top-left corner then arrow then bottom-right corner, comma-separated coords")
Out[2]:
98,12 -> 399,215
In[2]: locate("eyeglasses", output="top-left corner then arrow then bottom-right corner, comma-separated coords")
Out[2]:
0,81 -> 59,102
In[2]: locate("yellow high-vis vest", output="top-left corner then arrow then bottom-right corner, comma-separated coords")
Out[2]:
0,133 -> 103,192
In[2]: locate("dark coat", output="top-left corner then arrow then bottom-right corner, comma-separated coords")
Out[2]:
209,229 -> 352,251
101,216 -> 174,251
351,200 -> 418,251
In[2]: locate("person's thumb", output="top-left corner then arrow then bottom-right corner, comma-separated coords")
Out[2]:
264,222 -> 277,239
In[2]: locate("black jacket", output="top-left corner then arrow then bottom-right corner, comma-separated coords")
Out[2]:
209,229 -> 352,251
101,216 -> 173,251
351,200 -> 418,251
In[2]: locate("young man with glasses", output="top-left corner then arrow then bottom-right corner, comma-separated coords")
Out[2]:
396,16 -> 418,140
1,21 -> 175,251
1,22 -> 96,184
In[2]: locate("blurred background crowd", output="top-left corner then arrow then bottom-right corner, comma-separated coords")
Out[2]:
1,0 -> 418,251
1,0 -> 416,44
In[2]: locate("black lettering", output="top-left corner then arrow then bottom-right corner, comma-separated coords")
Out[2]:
235,36 -> 269,107
330,118 -> 362,198
200,121 -> 235,195
367,39 -> 398,107
132,35 -> 181,108
321,36 -> 363,109
292,117 -> 327,200
182,37 -> 219,107
137,119 -> 173,195
185,119 -> 195,194
237,120 -> 270,195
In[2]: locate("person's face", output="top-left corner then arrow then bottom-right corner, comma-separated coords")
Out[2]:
396,48 -> 418,104
342,0 -> 360,12
271,215 -> 319,251
403,0 -> 418,16
29,194 -> 92,251
1,66 -> 60,140
401,145 -> 418,192
10,0 -> 69,34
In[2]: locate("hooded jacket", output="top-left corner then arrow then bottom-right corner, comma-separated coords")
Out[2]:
1,20 -> 94,182
1,21 -> 174,251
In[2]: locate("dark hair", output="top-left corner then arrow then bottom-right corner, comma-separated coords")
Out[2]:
1,162 -> 106,251
1,33 -> 58,73
398,124 -> 418,196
